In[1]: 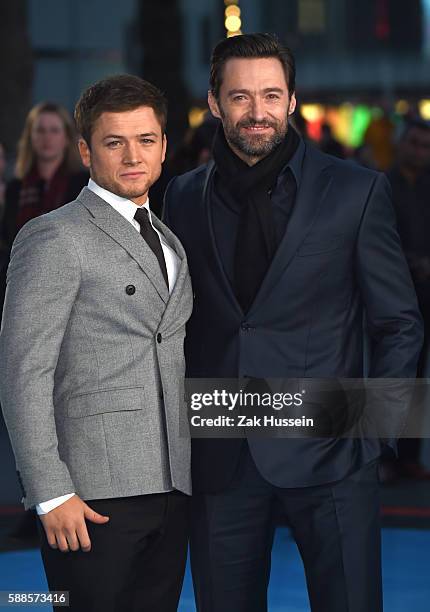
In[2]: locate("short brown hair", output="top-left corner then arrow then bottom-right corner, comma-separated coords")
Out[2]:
74,74 -> 168,146
210,33 -> 296,100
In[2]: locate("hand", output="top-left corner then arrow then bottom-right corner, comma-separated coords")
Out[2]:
39,494 -> 109,553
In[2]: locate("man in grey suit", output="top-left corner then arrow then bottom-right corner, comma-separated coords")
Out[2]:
0,75 -> 193,611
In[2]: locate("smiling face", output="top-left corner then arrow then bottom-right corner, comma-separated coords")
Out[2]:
78,106 -> 166,205
208,57 -> 296,165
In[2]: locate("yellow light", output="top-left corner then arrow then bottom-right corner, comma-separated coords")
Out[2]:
336,103 -> 354,145
188,107 -> 207,129
225,5 -> 241,17
298,0 -> 325,33
419,99 -> 430,120
395,99 -> 409,115
300,103 -> 324,123
225,15 -> 241,31
227,29 -> 242,37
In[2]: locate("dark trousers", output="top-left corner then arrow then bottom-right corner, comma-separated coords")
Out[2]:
39,491 -> 189,612
191,445 -> 382,612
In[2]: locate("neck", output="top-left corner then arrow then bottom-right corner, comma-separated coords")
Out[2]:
131,195 -> 149,207
37,158 -> 63,181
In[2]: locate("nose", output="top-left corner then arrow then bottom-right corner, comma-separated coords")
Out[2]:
249,96 -> 265,122
123,142 -> 141,165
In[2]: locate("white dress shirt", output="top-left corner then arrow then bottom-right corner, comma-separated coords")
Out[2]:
88,179 -> 180,294
36,179 -> 179,515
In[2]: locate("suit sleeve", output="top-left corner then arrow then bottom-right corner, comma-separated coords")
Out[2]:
0,215 -> 80,508
356,173 -> 423,377
354,173 -> 423,445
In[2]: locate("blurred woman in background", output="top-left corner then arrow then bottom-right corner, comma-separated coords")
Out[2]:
2,101 -> 88,251
1,102 -> 88,314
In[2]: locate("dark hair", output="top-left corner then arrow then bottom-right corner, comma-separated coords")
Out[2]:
74,74 -> 167,145
402,118 -> 430,138
210,33 -> 296,99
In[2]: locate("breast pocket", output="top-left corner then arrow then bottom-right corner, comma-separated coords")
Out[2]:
296,234 -> 345,257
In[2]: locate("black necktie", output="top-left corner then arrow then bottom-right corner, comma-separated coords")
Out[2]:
134,207 -> 169,287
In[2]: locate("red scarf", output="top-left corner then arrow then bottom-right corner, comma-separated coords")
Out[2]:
16,164 -> 69,231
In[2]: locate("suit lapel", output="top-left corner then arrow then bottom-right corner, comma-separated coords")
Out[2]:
248,145 -> 334,315
153,214 -> 188,310
77,187 -> 169,303
203,163 -> 244,317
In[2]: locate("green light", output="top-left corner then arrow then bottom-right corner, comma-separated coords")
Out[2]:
350,106 -> 372,147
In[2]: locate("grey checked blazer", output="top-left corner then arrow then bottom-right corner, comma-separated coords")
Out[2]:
0,187 -> 193,509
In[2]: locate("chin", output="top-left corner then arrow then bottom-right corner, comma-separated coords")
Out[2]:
118,181 -> 149,196
123,188 -> 150,201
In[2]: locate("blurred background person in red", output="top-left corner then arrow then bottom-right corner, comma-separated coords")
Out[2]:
0,102 -> 88,316
1,102 -> 87,251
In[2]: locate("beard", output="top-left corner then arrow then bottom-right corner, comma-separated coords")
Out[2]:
220,111 -> 289,159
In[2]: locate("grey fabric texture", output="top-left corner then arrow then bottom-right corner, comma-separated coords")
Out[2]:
0,187 -> 193,509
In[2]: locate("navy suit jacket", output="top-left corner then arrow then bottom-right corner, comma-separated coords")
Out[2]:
164,143 -> 423,492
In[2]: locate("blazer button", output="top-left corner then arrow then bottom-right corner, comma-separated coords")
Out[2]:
126,285 -> 136,295
157,333 -> 162,344
240,322 -> 251,331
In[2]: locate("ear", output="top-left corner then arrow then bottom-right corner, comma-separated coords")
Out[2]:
208,90 -> 222,120
78,138 -> 91,168
288,92 -> 297,116
161,134 -> 167,164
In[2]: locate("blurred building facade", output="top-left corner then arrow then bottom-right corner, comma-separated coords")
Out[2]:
29,0 -> 136,110
179,0 -> 430,100
27,0 -> 430,144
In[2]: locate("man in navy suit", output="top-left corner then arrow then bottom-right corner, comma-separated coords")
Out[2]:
164,33 -> 423,612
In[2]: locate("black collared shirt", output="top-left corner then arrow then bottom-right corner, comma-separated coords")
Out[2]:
211,138 -> 305,284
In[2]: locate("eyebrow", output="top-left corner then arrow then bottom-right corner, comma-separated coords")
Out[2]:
102,132 -> 159,140
227,87 -> 286,96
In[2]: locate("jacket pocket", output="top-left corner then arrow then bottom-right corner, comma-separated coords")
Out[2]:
67,386 -> 145,418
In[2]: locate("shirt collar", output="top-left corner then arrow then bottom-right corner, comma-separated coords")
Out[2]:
87,178 -> 151,224
279,136 -> 305,187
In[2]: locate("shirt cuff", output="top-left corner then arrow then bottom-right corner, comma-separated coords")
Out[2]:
36,493 -> 75,515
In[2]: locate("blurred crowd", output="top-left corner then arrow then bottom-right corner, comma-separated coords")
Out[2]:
1,99 -> 430,485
